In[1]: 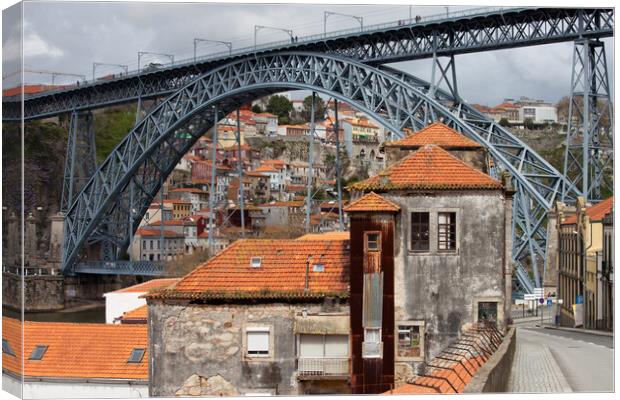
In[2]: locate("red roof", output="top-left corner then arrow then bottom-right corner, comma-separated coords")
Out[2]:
147,239 -> 349,300
135,228 -> 183,238
109,278 -> 181,294
2,317 -> 147,380
562,196 -> 613,225
344,192 -> 401,213
386,122 -> 482,149
350,145 -> 502,191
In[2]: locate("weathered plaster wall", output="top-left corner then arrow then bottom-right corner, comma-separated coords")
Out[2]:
148,300 -> 349,396
2,273 -> 64,311
386,190 -> 508,383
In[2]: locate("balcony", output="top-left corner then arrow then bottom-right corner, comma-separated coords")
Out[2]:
297,357 -> 350,379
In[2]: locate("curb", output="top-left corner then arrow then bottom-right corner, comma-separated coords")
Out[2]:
543,325 -> 613,337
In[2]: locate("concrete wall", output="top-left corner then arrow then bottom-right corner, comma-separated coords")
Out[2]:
463,327 -> 516,393
3,374 -> 147,399
2,273 -> 64,312
385,190 -> 509,383
148,300 -> 349,396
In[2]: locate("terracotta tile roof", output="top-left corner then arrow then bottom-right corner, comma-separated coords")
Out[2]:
562,196 -> 613,225
246,171 -> 268,178
255,165 -> 278,173
169,188 -> 208,194
344,192 -> 401,213
147,239 -> 349,300
109,278 -> 181,294
257,201 -> 305,207
297,232 -> 350,241
135,228 -> 183,238
2,317 -> 147,380
386,122 -> 482,149
118,305 -> 148,323
350,145 -> 502,191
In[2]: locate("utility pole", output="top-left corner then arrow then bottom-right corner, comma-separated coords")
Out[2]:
193,38 -> 232,62
237,109 -> 245,237
334,100 -> 345,231
208,106 -> 219,253
305,92 -> 316,233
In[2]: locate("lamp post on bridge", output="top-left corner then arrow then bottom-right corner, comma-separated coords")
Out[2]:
92,62 -> 128,81
193,38 -> 232,62
254,25 -> 293,49
137,51 -> 175,72
324,11 -> 363,36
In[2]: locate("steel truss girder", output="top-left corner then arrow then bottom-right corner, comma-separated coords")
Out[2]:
2,8 -> 613,121
60,52 -> 577,284
562,39 -> 613,203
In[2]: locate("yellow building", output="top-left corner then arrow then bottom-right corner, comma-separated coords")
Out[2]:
558,196 -> 613,329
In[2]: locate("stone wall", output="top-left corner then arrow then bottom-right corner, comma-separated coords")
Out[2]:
387,190 -> 509,379
2,273 -> 64,311
148,300 -> 349,396
463,327 -> 516,393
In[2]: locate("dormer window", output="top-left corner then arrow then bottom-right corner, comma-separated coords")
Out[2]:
29,345 -> 48,360
313,264 -> 325,272
128,348 -> 145,363
251,257 -> 262,268
2,339 -> 15,356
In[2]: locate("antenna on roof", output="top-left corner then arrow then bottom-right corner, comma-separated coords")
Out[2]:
305,255 -> 312,291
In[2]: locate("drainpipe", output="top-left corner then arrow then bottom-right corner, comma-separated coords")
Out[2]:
305,255 -> 311,292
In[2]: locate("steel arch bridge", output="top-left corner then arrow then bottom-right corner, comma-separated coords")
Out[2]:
59,52 -> 579,290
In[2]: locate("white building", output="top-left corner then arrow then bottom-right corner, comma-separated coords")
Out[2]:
2,317 -> 150,398
519,105 -> 558,123
102,278 -> 180,324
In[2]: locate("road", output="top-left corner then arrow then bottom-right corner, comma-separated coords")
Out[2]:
508,322 -> 614,393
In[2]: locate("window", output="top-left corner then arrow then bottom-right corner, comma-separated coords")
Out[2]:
438,212 -> 456,251
2,339 -> 15,356
251,257 -> 262,268
149,240 -> 153,250
362,328 -> 382,358
411,212 -> 429,251
365,232 -> 381,252
397,324 -> 422,358
313,264 -> 325,272
142,241 -> 146,250
246,327 -> 270,356
29,345 -> 48,360
128,348 -> 145,363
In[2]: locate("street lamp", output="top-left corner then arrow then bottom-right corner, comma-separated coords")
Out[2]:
193,38 -> 232,62
137,51 -> 175,72
324,11 -> 363,36
254,25 -> 293,49
92,62 -> 128,80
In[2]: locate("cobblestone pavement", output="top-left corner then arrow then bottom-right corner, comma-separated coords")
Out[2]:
507,328 -> 572,393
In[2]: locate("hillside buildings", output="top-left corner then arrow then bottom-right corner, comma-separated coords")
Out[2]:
473,96 -> 558,124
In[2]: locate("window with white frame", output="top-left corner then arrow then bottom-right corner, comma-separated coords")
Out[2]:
246,327 -> 270,357
438,212 -> 457,251
396,322 -> 424,359
362,327 -> 382,358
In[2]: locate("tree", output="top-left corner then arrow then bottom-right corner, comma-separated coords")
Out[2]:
301,95 -> 325,121
266,95 -> 293,124
523,118 -> 535,130
251,104 -> 263,113
499,118 -> 510,127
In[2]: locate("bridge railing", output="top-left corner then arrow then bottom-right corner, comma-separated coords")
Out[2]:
9,6 -> 521,100
72,261 -> 165,276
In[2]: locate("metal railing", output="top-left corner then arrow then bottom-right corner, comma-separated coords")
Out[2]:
73,260 -> 165,276
13,6 -> 521,98
297,357 -> 350,376
2,265 -> 61,276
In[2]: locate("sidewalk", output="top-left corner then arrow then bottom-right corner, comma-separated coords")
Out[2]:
506,328 -> 572,393
542,324 -> 614,337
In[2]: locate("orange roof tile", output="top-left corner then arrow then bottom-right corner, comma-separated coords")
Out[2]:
147,239 -> 349,300
255,165 -> 278,173
109,278 -> 180,294
350,145 -> 502,191
344,192 -> 401,213
2,317 -> 147,380
386,122 -> 482,149
296,232 -> 350,241
118,305 -> 148,323
257,201 -> 305,207
135,228 -> 183,238
562,196 -> 613,225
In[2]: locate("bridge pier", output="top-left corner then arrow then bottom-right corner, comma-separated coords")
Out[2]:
562,38 -> 613,203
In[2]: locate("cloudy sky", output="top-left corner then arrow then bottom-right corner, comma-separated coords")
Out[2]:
2,1 -> 615,106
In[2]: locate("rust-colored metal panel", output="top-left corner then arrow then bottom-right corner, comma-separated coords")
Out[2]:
348,213 -> 396,394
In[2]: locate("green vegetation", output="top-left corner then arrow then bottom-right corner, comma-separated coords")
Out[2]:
301,95 -> 326,121
266,95 -> 293,125
92,106 -> 136,162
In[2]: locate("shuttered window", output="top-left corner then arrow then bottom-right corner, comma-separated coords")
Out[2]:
438,212 -> 456,251
246,327 -> 270,356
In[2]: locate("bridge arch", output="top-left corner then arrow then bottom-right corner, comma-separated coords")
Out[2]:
62,52 -> 573,290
